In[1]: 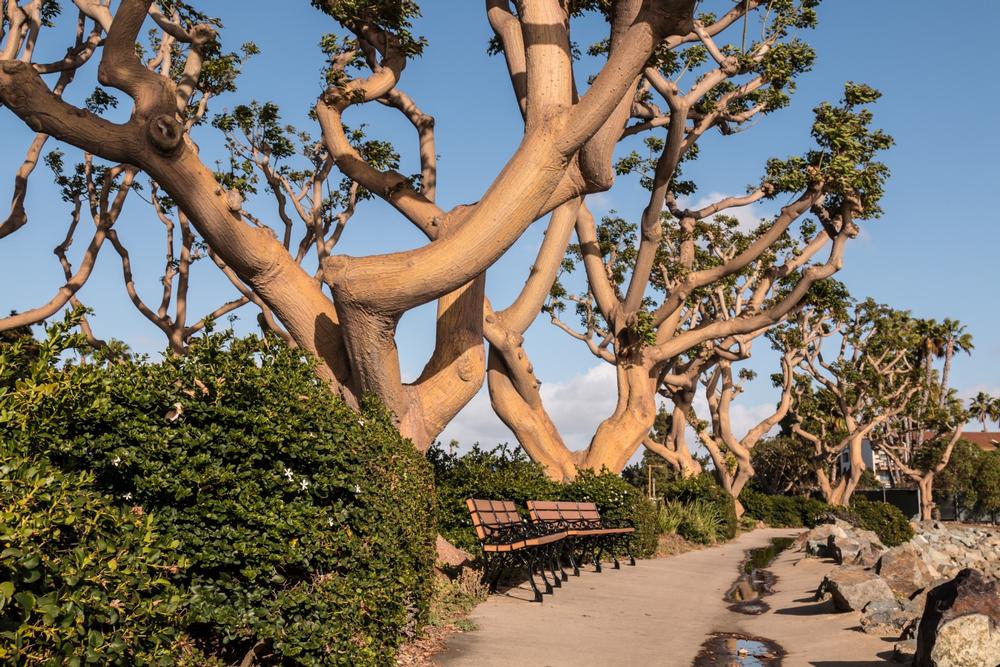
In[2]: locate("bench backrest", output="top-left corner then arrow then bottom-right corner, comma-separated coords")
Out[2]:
466,499 -> 523,541
527,500 -> 602,524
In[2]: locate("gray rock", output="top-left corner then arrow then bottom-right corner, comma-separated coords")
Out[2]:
816,566 -> 897,613
914,568 -> 1000,667
877,543 -> 939,598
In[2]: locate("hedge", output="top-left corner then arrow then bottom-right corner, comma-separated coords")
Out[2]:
429,444 -> 659,558
740,488 -> 914,547
1,316 -> 436,666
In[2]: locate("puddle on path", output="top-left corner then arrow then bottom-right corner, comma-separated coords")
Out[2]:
725,537 -> 794,615
693,633 -> 784,666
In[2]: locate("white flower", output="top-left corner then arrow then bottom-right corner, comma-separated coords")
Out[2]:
112,456 -> 121,467
300,478 -> 310,491
282,466 -> 294,482
358,419 -> 366,427
327,517 -> 335,527
123,492 -> 132,500
354,484 -> 361,494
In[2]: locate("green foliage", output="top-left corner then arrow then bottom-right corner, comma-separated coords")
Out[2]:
429,445 -> 659,558
847,497 -> 913,547
658,499 -> 728,545
936,441 -> 1000,516
0,453 -> 190,666
560,469 -> 659,558
660,475 -> 737,541
429,444 -> 560,554
740,488 -> 828,528
748,436 -> 814,495
2,318 -> 436,666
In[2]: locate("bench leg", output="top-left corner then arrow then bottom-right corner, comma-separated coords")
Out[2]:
545,546 -> 562,587
549,545 -> 567,583
592,543 -> 603,573
535,550 -> 555,594
518,551 -> 544,602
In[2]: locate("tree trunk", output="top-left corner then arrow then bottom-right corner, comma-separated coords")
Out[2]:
578,362 -> 657,473
939,340 -> 954,407
487,344 -> 577,481
918,475 -> 935,521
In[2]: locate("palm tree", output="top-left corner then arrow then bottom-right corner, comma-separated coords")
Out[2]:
915,319 -> 946,387
990,396 -> 1000,431
970,392 -> 994,431
938,319 -> 974,406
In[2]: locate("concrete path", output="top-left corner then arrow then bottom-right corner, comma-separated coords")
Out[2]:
437,528 -> 894,667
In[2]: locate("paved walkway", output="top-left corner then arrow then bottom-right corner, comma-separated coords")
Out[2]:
438,528 -> 894,667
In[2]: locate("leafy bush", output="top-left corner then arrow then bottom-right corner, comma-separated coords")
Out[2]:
430,445 -> 659,558
429,444 -> 560,553
740,489 -> 829,528
660,475 -> 737,541
847,496 -> 914,547
740,487 -> 913,547
562,469 -> 659,558
2,317 -> 436,666
0,452 -> 190,666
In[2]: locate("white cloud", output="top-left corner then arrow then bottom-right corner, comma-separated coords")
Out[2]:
437,363 -> 618,454
437,363 -> 783,466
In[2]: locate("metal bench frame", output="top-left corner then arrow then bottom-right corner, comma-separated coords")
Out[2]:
527,500 -> 636,573
465,499 -> 568,603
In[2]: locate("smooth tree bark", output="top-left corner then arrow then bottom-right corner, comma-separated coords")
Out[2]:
694,336 -> 806,515
0,0 -> 700,450
485,1 -> 893,480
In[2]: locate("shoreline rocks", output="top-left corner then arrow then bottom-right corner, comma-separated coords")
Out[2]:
913,568 -> 1000,667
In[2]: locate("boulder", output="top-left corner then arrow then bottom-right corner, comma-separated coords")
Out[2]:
816,566 -> 897,613
877,542 -> 939,598
435,535 -> 472,568
860,607 -> 918,636
832,528 -> 886,568
914,568 -> 1000,667
794,522 -> 849,557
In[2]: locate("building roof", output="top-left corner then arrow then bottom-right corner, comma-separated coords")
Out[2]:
959,431 -> 1000,452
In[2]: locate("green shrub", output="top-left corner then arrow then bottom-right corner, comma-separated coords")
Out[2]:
660,475 -> 737,541
429,444 -> 560,553
3,318 -> 436,666
740,487 -> 913,547
430,446 -> 659,558
848,496 -> 914,547
740,489 -> 829,528
0,452 -> 190,666
562,469 -> 659,558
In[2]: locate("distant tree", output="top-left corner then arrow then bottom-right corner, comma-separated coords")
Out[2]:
749,435 -> 814,495
778,299 -> 922,505
969,392 -> 995,431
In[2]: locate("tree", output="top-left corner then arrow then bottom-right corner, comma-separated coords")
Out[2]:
779,299 -> 922,505
871,389 -> 966,520
969,391 -> 995,431
487,0 -> 891,480
0,0 -> 702,451
749,435 -> 814,495
937,318 -> 973,406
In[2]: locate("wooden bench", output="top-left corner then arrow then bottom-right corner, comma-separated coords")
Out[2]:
465,499 -> 569,602
526,500 -> 636,574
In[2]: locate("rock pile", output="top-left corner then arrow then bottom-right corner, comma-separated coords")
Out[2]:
911,521 -> 1000,581
800,520 -> 1000,666
913,569 -> 1000,667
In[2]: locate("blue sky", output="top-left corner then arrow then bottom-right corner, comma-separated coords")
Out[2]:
2,1 -> 998,450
